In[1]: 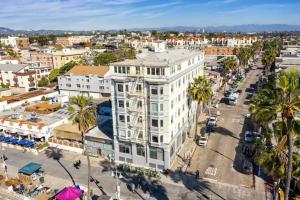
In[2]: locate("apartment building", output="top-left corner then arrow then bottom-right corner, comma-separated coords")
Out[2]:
58,65 -> 111,98
0,36 -> 29,50
30,51 -> 54,68
52,49 -> 86,69
56,36 -> 93,47
210,36 -> 257,47
0,64 -> 51,93
203,47 -> 235,56
110,48 -> 204,169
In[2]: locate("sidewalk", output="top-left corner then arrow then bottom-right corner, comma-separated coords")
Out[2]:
170,112 -> 208,172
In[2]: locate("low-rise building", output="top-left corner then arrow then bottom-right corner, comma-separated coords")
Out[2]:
58,65 -> 111,98
30,51 -> 54,68
56,36 -> 93,47
203,47 -> 235,56
0,36 -> 29,50
0,63 -> 51,93
52,49 -> 86,69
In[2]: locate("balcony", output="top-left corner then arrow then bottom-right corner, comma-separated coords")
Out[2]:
127,90 -> 143,97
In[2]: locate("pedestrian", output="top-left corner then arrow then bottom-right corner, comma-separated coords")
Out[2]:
4,165 -> 7,173
195,170 -> 199,179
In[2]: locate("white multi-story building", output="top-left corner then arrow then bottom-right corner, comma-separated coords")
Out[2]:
58,65 -> 111,98
110,48 -> 204,169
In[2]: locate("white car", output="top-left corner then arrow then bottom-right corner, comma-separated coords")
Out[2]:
207,116 -> 217,126
198,135 -> 208,146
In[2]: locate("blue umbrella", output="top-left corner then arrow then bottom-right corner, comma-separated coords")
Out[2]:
11,138 -> 18,144
3,137 -> 11,143
18,139 -> 26,146
0,135 -> 4,141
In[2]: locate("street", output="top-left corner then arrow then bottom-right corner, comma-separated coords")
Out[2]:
186,61 -> 269,199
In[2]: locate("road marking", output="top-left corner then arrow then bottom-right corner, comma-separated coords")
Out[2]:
205,166 -> 217,176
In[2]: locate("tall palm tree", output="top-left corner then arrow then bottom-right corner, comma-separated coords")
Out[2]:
234,47 -> 252,75
262,47 -> 276,76
189,76 -> 213,140
45,147 -> 76,186
223,56 -> 238,73
70,96 -> 97,199
250,69 -> 300,200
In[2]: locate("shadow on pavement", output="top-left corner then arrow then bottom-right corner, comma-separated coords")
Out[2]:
168,171 -> 226,200
214,126 -> 240,141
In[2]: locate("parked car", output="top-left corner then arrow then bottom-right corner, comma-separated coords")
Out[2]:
242,158 -> 253,175
228,98 -> 237,105
206,125 -> 214,135
207,116 -> 217,126
198,135 -> 208,146
244,131 -> 254,143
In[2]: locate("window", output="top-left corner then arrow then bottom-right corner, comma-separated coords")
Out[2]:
126,101 -> 129,108
160,120 -> 163,127
86,85 -> 90,89
119,115 -> 125,123
152,119 -> 158,127
160,87 -> 163,95
117,84 -> 123,92
147,68 -> 150,75
114,66 -> 117,73
171,116 -> 173,124
151,88 -> 158,95
156,68 -> 160,75
136,84 -> 142,92
127,116 -> 130,122
125,85 -> 129,92
161,68 -> 165,75
136,66 -> 140,74
118,100 -> 124,108
136,145 -> 145,156
151,68 -> 155,75
171,100 -> 174,109
177,64 -> 181,71
149,147 -> 164,160
160,136 -> 164,143
151,103 -> 158,112
152,135 -> 159,143
171,84 -> 174,92
66,84 -> 71,87
160,104 -> 163,111
138,116 -> 143,123
137,101 -> 142,108
76,84 -> 80,88
119,143 -> 131,154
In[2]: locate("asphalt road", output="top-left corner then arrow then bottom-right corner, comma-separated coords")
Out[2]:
188,61 -> 266,192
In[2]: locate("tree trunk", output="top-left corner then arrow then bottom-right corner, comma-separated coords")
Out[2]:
284,131 -> 293,200
87,153 -> 91,200
194,103 -> 200,141
57,160 -> 76,186
274,179 -> 280,200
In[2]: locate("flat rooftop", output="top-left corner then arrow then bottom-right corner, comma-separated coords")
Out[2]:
0,105 -> 73,126
112,49 -> 201,67
85,119 -> 113,141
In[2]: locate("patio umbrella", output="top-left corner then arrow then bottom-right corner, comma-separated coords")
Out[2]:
55,186 -> 83,200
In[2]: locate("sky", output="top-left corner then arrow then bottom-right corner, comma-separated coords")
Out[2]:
0,0 -> 300,30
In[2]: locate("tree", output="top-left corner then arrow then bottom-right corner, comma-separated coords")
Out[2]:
262,47 -> 276,76
94,53 -> 117,66
37,77 -> 49,87
250,69 -> 300,200
234,47 -> 252,68
59,61 -> 78,74
69,96 -> 97,199
223,56 -> 238,73
49,69 -> 60,83
189,76 -> 213,140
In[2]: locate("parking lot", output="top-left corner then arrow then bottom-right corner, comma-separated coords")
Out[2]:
187,61 -> 267,191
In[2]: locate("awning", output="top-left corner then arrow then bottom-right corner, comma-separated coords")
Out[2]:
19,162 -> 42,176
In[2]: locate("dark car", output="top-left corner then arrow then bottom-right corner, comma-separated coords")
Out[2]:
206,125 -> 214,135
242,158 -> 253,175
242,143 -> 255,158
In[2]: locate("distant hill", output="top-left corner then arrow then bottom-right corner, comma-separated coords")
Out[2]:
1,24 -> 300,35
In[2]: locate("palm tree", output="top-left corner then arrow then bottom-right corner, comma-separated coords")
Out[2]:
70,96 -> 97,199
234,47 -> 252,75
189,76 -> 213,140
262,47 -> 276,76
223,56 -> 238,73
250,41 -> 262,60
250,69 -> 300,200
45,147 -> 76,186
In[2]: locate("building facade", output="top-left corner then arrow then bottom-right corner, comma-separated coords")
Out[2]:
30,52 -> 54,68
58,65 -> 111,98
110,48 -> 204,169
0,64 -> 51,92
52,49 -> 86,69
203,47 -> 235,56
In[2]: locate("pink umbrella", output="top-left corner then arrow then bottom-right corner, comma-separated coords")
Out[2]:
55,186 -> 84,200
